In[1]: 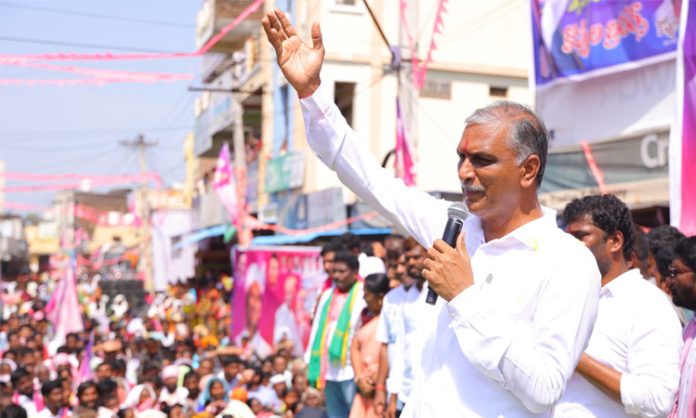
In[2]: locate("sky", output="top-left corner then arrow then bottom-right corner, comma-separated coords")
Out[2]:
0,0 -> 202,213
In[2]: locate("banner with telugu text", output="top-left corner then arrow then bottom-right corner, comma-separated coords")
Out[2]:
532,0 -> 681,88
670,0 -> 696,235
230,246 -> 326,358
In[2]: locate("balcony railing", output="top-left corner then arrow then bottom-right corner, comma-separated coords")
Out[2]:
196,0 -> 264,53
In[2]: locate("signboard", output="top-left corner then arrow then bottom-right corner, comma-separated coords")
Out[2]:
532,0 -> 681,87
306,187 -> 346,229
265,152 -> 305,193
540,129 -> 670,209
194,108 -> 213,156
143,189 -> 189,211
231,246 -> 325,357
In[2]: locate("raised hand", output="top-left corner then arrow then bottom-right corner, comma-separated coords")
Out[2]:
262,8 -> 324,98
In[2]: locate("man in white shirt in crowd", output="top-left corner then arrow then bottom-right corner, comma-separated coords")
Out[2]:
159,364 -> 189,407
375,238 -> 426,418
556,194 -> 682,417
11,367 -> 38,417
263,10 -> 600,417
37,380 -> 69,418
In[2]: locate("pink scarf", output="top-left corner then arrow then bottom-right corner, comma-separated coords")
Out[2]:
669,319 -> 696,417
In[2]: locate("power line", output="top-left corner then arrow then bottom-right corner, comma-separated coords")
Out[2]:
0,35 -> 183,54
0,125 -> 192,137
0,2 -> 195,28
37,145 -> 124,172
0,139 -> 119,152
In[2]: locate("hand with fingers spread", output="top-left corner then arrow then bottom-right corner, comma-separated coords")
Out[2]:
422,234 -> 473,302
262,8 -> 324,98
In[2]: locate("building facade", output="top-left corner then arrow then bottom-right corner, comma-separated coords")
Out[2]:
191,0 -> 533,238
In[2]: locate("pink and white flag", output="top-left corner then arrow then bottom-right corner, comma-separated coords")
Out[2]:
395,98 -> 416,186
213,143 -> 239,222
47,256 -> 84,346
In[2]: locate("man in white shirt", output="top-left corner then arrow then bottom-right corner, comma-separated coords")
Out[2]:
159,365 -> 189,407
556,194 -> 682,417
37,380 -> 68,418
263,10 -> 600,417
11,367 -> 38,417
375,238 -> 426,417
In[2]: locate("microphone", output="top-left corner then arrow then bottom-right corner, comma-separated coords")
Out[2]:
426,202 -> 469,305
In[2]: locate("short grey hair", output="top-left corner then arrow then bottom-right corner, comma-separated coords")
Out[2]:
465,101 -> 549,186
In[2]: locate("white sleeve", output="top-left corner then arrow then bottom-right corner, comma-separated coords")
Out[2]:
386,322 -> 405,396
620,295 -> 683,418
300,83 -> 450,248
445,247 -> 601,413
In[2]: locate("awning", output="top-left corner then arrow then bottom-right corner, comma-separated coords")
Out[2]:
172,224 -> 228,250
251,227 -> 393,246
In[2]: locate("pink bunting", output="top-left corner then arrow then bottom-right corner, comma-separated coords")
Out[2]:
4,61 -> 192,82
1,172 -> 163,192
400,0 -> 448,90
2,201 -> 45,211
0,77 -> 183,86
0,0 -> 264,87
580,140 -> 609,194
198,0 -> 265,55
1,171 -> 163,183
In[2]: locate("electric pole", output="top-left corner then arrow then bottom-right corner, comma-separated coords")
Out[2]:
119,134 -> 158,185
119,134 -> 158,291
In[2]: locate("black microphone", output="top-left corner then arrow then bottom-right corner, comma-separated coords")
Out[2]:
426,202 -> 469,305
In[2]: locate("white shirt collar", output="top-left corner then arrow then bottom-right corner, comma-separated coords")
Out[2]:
601,268 -> 643,298
466,206 -> 558,250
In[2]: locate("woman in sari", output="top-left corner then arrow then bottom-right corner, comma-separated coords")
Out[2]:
349,273 -> 390,418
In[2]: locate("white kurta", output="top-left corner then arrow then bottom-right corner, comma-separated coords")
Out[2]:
555,269 -> 683,418
299,83 -> 601,417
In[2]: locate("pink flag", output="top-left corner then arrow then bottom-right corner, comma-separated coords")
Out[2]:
49,256 -> 84,346
395,98 -> 416,186
213,143 -> 239,222
77,332 -> 94,384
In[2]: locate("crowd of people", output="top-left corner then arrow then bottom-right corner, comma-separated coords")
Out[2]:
0,261 -> 335,418
1,213 -> 695,418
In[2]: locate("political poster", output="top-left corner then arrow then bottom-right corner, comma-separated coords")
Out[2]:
230,246 -> 326,358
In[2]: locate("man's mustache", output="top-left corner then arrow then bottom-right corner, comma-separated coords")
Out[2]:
462,184 -> 485,194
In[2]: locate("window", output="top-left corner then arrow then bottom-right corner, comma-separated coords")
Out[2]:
489,86 -> 508,98
420,79 -> 452,99
334,82 -> 356,127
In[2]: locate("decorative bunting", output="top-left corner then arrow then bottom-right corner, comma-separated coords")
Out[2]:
0,0 -> 265,86
400,0 -> 449,90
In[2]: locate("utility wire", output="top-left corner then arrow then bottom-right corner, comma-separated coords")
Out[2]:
1,139 -> 119,152
0,2 -> 194,28
0,35 -> 184,54
0,125 -> 192,138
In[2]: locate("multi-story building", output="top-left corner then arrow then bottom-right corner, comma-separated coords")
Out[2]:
0,215 -> 29,280
191,0 -> 532,240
